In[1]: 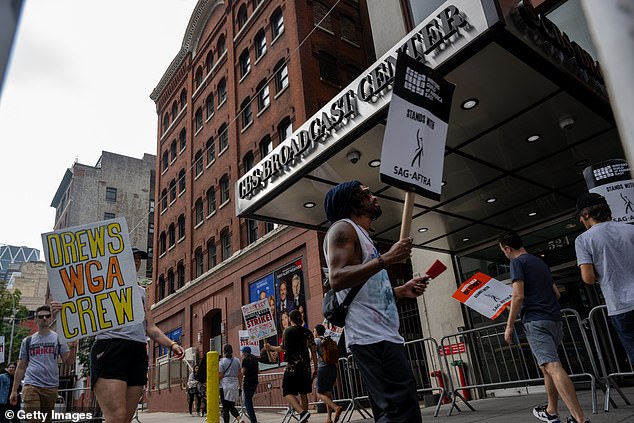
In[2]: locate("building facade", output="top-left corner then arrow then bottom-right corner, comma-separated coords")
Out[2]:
50,151 -> 156,280
0,244 -> 40,282
148,0 -> 379,411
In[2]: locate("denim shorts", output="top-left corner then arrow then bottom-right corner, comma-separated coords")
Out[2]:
523,320 -> 562,366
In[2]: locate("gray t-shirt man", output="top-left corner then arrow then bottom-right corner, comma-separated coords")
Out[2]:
19,331 -> 69,389
575,220 -> 634,316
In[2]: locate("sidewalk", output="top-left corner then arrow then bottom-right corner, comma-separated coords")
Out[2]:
136,386 -> 634,423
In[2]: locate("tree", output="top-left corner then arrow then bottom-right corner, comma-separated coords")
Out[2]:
0,283 -> 30,367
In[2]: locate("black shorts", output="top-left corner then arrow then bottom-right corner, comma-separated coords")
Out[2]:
91,338 -> 148,386
282,369 -> 312,396
316,365 -> 337,394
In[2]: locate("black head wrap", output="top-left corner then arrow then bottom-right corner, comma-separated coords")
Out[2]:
324,180 -> 362,224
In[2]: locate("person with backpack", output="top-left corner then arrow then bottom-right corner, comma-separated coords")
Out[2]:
10,305 -> 75,423
314,324 -> 342,423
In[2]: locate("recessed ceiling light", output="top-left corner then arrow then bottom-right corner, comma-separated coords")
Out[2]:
486,197 -> 497,203
441,181 -> 447,187
528,211 -> 537,217
565,223 -> 576,229
526,134 -> 541,143
461,98 -> 479,110
303,202 -> 316,208
417,227 -> 428,233
575,159 -> 589,167
461,237 -> 470,242
369,159 -> 381,168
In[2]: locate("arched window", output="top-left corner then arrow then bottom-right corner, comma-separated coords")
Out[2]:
170,140 -> 177,161
178,169 -> 186,194
274,60 -> 288,93
159,231 -> 166,254
241,97 -> 253,129
205,93 -> 214,118
195,197 -> 204,225
247,219 -> 258,244
169,179 -> 176,202
179,128 -> 187,151
278,117 -> 292,143
257,79 -> 270,111
206,50 -> 215,73
237,4 -> 248,30
217,35 -> 226,58
177,214 -> 185,240
168,269 -> 175,294
260,135 -> 273,157
318,51 -> 339,84
168,223 -> 175,247
195,150 -> 203,176
195,108 -> 203,132
313,1 -> 332,30
219,123 -> 229,151
163,113 -> 170,133
220,174 -> 230,204
271,8 -> 284,39
239,49 -> 251,78
161,188 -> 168,211
195,66 -> 203,88
195,247 -> 204,277
206,137 -> 215,164
207,238 -> 217,268
218,78 -> 227,104
220,228 -> 232,261
179,88 -> 187,109
158,275 -> 165,300
171,101 -> 178,120
177,261 -> 185,289
207,186 -> 216,215
162,151 -> 169,172
243,152 -> 254,173
255,29 -> 267,59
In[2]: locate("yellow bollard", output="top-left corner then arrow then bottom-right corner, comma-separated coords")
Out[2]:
207,350 -> 219,423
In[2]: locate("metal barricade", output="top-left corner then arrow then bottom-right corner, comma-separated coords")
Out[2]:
403,337 -> 450,417
53,387 -> 103,422
587,305 -> 633,411
439,308 -> 597,416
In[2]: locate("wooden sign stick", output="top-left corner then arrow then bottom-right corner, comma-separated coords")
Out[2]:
399,191 -> 415,239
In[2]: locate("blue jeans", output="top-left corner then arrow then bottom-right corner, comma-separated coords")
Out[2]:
243,385 -> 258,423
610,309 -> 634,362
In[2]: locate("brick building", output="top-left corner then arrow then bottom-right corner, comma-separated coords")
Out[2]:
148,0 -> 377,411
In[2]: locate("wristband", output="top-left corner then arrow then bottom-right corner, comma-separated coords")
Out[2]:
377,255 -> 385,269
170,341 -> 178,349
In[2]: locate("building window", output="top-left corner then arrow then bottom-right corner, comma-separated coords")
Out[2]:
195,150 -> 203,177
161,188 -> 168,211
171,101 -> 178,121
206,138 -> 215,164
206,50 -> 214,73
346,64 -> 362,83
319,51 -> 339,85
162,151 -> 169,172
105,187 -> 117,202
207,238 -> 217,268
169,179 -> 176,202
168,223 -> 175,247
237,4 -> 248,30
158,276 -> 165,300
195,198 -> 204,225
221,229 -> 232,261
265,221 -> 276,233
179,128 -> 187,151
243,152 -> 254,173
257,80 -> 270,111
168,269 -> 175,294
255,29 -> 267,59
194,248 -> 203,277
247,219 -> 258,244
163,113 -> 169,133
278,117 -> 292,143
195,66 -> 203,89
274,60 -> 288,93
170,140 -> 177,161
241,98 -> 253,129
104,212 -> 115,220
205,94 -> 214,118
177,261 -> 185,289
159,232 -> 166,254
207,186 -> 216,215
178,214 -> 185,240
195,108 -> 203,132
239,49 -> 251,78
271,8 -> 284,39
217,35 -> 226,57
314,1 -> 332,31
180,88 -> 187,109
260,135 -> 273,157
178,169 -> 186,193
220,174 -> 230,204
219,123 -> 228,151
341,14 -> 358,44
218,78 -> 227,104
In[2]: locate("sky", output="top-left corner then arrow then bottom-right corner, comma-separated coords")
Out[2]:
0,0 -> 196,256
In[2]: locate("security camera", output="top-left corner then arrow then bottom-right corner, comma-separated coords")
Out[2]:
559,116 -> 576,130
346,149 -> 361,164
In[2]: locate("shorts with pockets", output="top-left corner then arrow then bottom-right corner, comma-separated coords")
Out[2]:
91,338 -> 148,386
523,320 -> 562,366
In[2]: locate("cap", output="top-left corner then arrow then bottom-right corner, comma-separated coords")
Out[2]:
240,346 -> 252,354
576,192 -> 608,215
132,247 -> 148,259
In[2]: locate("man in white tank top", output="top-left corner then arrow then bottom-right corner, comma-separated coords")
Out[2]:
323,180 -> 429,423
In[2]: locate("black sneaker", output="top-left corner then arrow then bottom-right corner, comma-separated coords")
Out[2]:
298,410 -> 310,423
566,417 -> 590,423
533,405 -> 560,423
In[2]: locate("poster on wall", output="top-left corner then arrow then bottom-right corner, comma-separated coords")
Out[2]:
239,329 -> 260,357
241,298 -> 277,341
583,159 -> 634,223
274,259 -> 307,331
41,218 -> 145,342
452,272 -> 512,320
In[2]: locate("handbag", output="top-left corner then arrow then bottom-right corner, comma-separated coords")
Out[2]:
322,284 -> 364,327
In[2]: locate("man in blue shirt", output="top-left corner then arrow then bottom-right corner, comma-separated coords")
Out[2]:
500,232 -> 589,423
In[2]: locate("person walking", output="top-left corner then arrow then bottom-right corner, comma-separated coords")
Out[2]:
314,324 -> 342,423
187,365 -> 202,416
90,247 -> 185,423
264,309 -> 317,422
10,305 -> 75,423
323,180 -> 428,423
500,232 -> 589,423
240,346 -> 259,423
0,363 -> 19,423
575,192 -> 634,362
219,344 -> 241,423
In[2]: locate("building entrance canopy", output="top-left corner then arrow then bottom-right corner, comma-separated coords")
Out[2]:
236,0 -> 622,255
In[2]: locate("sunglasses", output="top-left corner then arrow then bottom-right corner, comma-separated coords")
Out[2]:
37,314 -> 51,319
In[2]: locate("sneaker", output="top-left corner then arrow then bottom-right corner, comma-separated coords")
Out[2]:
298,410 -> 310,423
533,405 -> 560,423
566,417 -> 590,423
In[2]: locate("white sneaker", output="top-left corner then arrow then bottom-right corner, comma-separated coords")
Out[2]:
533,405 -> 560,423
